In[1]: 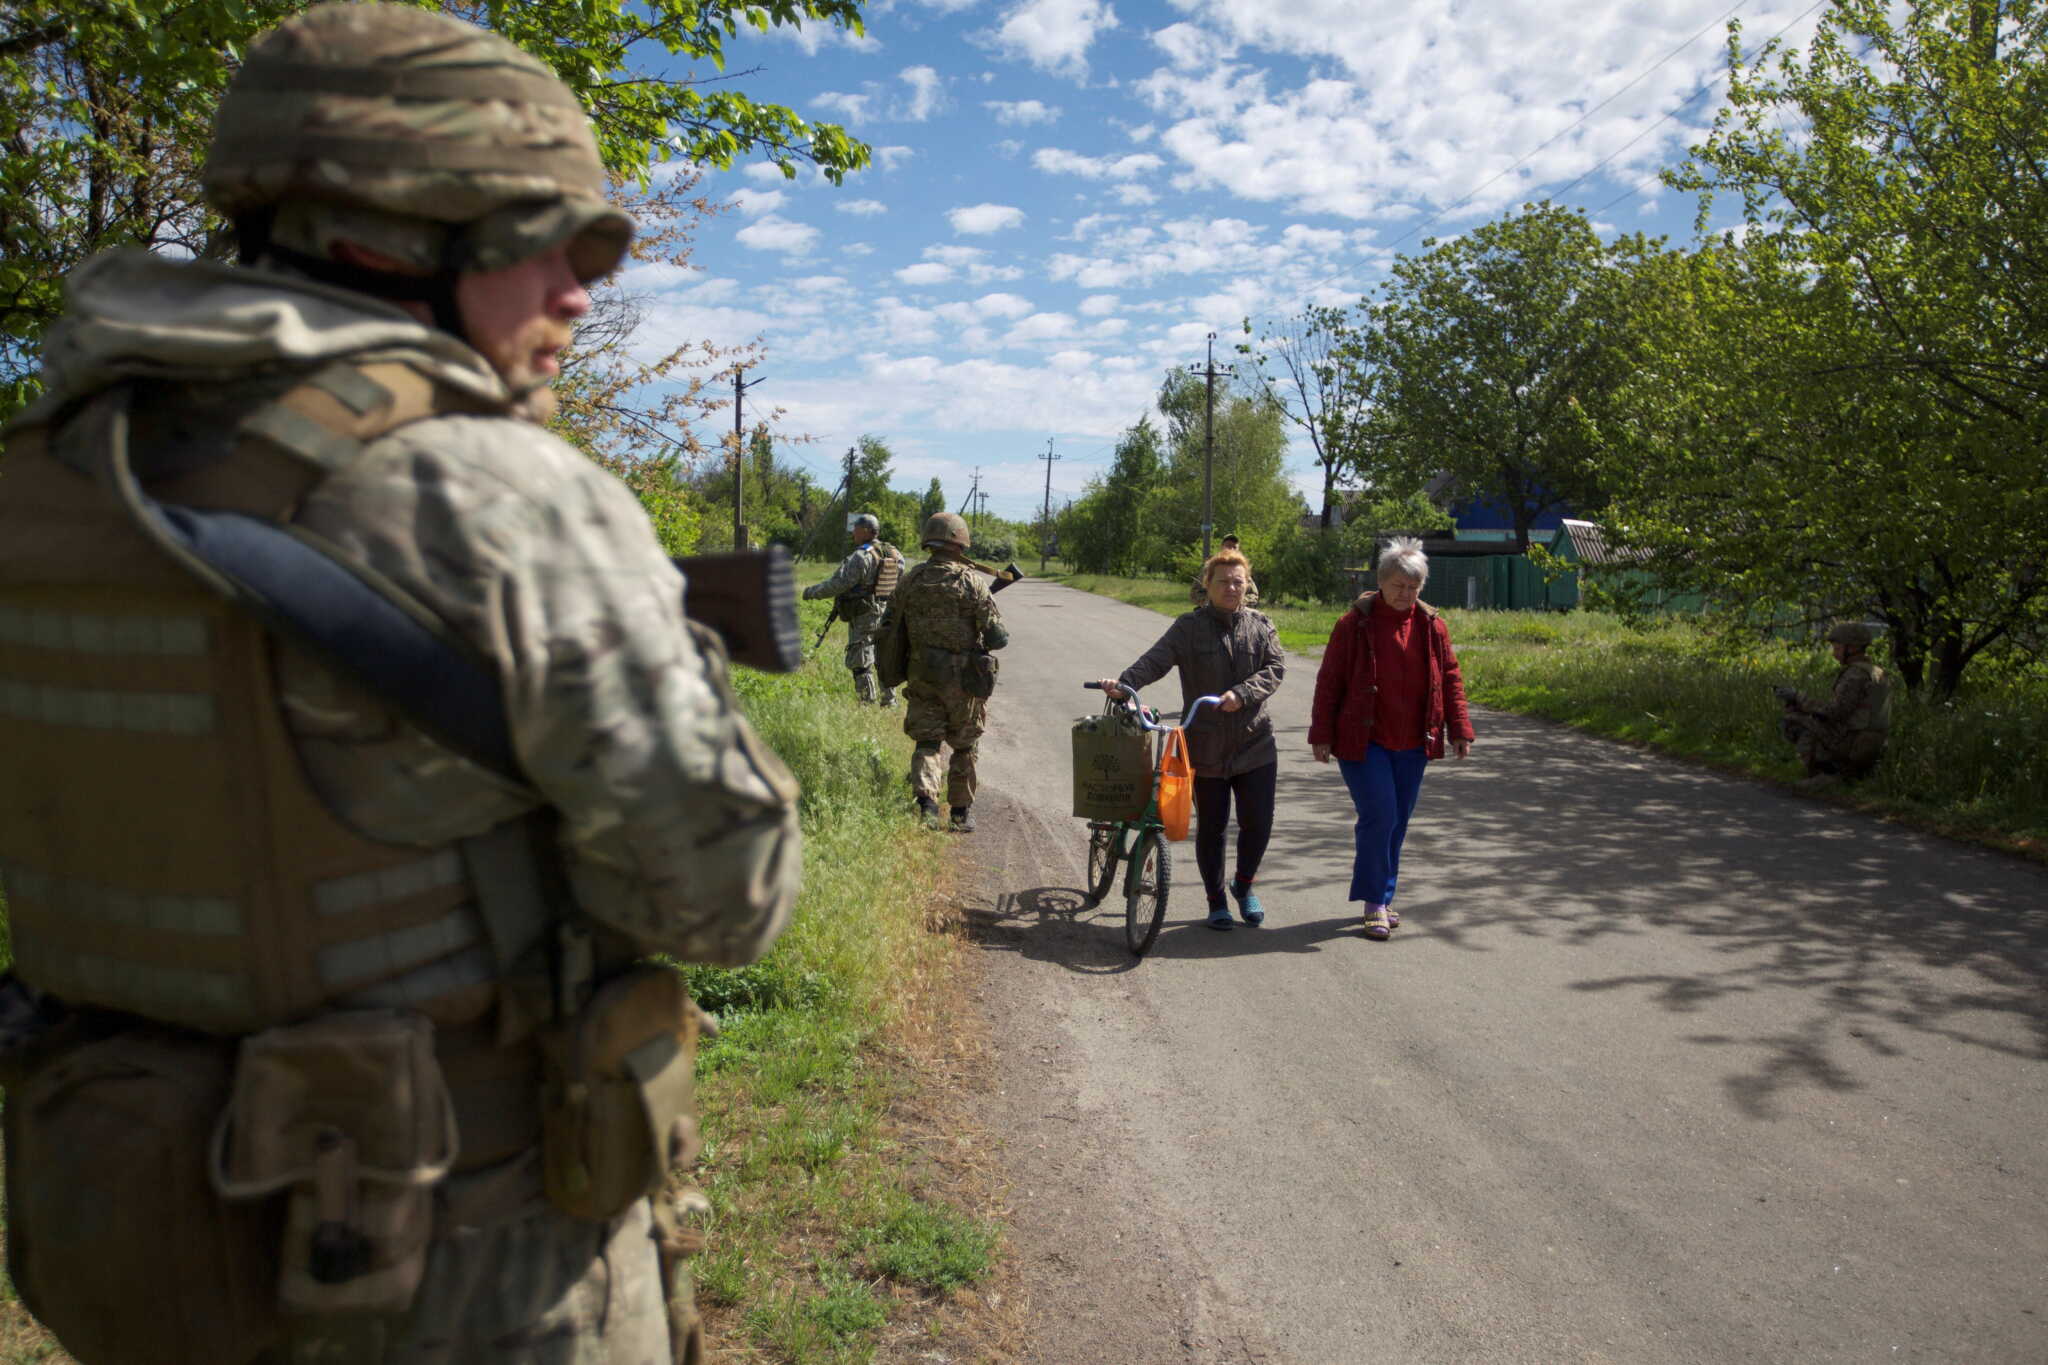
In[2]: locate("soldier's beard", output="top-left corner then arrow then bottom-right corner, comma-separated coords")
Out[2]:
473,315 -> 573,422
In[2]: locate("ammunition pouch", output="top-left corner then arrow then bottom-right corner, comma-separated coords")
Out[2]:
539,965 -> 700,1222
964,650 -> 999,699
5,1023 -> 285,1365
911,643 -> 963,687
210,1010 -> 457,1317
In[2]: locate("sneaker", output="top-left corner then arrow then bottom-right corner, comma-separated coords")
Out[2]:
1229,878 -> 1264,926
949,805 -> 976,833
1361,905 -> 1391,940
1206,903 -> 1235,931
915,796 -> 941,829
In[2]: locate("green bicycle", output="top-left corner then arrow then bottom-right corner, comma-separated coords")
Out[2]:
1079,683 -> 1223,956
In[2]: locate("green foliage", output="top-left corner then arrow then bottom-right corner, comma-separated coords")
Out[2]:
1359,201 -> 1656,550
1605,0 -> 2048,698
1,0 -> 871,418
1243,304 -> 1375,525
855,1196 -> 997,1291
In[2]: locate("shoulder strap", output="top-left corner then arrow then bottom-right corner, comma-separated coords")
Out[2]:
71,371 -> 531,786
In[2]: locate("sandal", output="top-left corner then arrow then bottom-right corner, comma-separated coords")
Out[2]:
1361,906 -> 1391,940
1386,906 -> 1401,929
1206,905 -> 1235,931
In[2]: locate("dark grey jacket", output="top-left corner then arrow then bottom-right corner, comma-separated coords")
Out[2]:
1118,606 -> 1286,778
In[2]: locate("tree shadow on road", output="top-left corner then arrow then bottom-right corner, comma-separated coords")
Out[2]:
1260,706 -> 2048,1119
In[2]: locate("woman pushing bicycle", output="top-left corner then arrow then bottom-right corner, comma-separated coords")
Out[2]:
1095,548 -> 1286,930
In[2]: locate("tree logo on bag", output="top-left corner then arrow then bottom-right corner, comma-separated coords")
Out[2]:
1092,753 -> 1119,776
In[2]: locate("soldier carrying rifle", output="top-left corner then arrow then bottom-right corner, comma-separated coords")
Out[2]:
802,512 -> 903,707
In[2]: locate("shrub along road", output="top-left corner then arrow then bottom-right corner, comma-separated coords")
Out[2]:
958,577 -> 2048,1364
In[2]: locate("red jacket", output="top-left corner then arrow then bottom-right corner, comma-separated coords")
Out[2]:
1308,592 -> 1475,760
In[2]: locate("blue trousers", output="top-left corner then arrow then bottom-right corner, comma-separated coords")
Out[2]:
1338,743 -> 1429,906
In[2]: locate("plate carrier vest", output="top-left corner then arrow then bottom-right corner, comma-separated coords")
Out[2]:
0,360 -> 574,1043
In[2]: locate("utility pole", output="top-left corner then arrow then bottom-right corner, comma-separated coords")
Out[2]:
1037,438 -> 1060,573
958,467 -> 980,519
1200,333 -> 1218,560
731,368 -> 764,549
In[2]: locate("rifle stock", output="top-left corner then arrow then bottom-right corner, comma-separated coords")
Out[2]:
673,547 -> 804,673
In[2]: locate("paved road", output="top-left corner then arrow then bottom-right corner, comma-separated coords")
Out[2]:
959,578 -> 2048,1365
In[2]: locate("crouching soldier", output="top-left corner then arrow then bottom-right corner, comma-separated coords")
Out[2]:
0,6 -> 800,1362
802,512 -> 902,706
893,513 -> 1007,831
1777,622 -> 1894,785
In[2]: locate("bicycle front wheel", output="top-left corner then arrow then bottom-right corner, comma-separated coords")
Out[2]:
1123,828 -> 1169,956
1084,824 -> 1121,907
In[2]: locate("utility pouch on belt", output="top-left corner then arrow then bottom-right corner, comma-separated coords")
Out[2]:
4,1024 -> 284,1365
210,1010 -> 457,1317
911,643 -> 962,687
963,650 -> 999,699
539,965 -> 700,1222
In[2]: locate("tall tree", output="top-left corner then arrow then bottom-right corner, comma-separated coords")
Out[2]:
1607,0 -> 2048,695
1245,304 -> 1374,527
1,0 -> 871,417
1153,370 -> 1298,571
1361,201 -> 1654,551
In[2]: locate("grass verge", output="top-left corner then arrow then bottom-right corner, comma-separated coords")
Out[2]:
1046,570 -> 2047,860
0,575 -> 1007,1364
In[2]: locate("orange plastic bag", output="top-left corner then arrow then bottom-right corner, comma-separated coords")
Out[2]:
1156,728 -> 1193,842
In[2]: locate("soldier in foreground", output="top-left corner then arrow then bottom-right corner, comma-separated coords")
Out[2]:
0,5 -> 799,1362
801,512 -> 902,706
1776,622 -> 1894,785
891,513 -> 1008,831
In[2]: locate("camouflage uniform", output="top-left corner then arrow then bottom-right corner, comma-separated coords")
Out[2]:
801,537 -> 898,706
893,555 -> 1008,815
1781,655 -> 1893,779
0,7 -> 795,1362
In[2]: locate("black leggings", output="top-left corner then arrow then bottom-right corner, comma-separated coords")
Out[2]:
1192,761 -> 1277,903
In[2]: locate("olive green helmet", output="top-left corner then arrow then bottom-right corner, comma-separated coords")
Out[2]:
1825,621 -> 1876,650
204,2 -> 631,285
921,512 -> 971,551
850,513 -> 880,535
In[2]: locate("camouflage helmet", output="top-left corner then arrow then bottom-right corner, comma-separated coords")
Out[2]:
850,513 -> 880,536
921,512 -> 971,551
1825,621 -> 1876,650
204,3 -> 631,284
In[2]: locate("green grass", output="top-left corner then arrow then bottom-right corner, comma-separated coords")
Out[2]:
0,573 -> 997,1364
1047,569 -> 2048,858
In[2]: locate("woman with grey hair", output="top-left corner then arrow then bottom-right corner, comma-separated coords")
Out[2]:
1307,537 -> 1474,939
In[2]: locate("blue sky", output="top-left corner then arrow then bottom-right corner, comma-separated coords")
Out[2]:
633,0 -> 1828,522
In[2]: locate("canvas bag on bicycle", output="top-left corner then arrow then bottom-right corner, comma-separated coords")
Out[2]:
1071,708 -> 1156,821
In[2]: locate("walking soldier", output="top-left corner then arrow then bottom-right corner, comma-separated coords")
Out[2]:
890,513 -> 1008,831
801,512 -> 902,706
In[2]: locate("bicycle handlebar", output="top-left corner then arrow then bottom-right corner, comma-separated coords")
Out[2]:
1083,682 -> 1224,731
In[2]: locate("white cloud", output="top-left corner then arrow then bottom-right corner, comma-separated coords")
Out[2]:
975,292 -> 1035,319
1078,294 -> 1120,316
734,215 -> 821,255
743,162 -> 798,187
896,262 -> 953,284
1032,147 -> 1164,180
987,0 -> 1119,77
816,67 -> 947,125
876,146 -> 916,171
918,243 -> 1026,283
1006,311 -> 1076,343
948,203 -> 1027,234
1111,184 -> 1158,206
730,189 -> 786,217
837,199 -> 890,216
902,66 -> 946,121
986,98 -> 1062,125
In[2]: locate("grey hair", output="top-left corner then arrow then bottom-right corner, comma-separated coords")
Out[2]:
1377,536 -> 1429,585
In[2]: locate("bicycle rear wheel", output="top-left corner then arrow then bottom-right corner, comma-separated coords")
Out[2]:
1123,828 -> 1169,956
1084,824 -> 1121,907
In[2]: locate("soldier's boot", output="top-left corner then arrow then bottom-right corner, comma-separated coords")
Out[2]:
852,668 -> 879,704
916,796 -> 942,829
878,686 -> 897,709
949,805 -> 975,833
